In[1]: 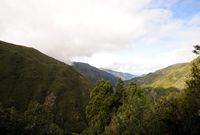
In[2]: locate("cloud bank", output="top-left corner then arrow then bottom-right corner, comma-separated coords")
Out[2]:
0,0 -> 199,74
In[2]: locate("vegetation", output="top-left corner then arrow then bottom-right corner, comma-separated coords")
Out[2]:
82,80 -> 116,135
81,46 -> 200,135
73,62 -> 118,85
0,41 -> 200,135
0,41 -> 92,133
0,102 -> 63,135
193,45 -> 200,54
128,62 -> 190,89
81,80 -> 180,135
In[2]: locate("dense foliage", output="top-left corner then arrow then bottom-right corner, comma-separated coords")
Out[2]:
0,42 -> 200,135
0,102 -> 63,135
82,80 -> 116,135
0,41 -> 91,133
82,56 -> 200,135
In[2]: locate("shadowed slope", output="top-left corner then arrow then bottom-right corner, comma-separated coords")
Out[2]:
0,40 -> 91,133
73,62 -> 118,85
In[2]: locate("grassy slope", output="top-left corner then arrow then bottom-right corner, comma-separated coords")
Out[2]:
0,41 -> 91,133
128,63 -> 191,89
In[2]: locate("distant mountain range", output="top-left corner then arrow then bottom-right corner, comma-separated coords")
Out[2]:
0,40 -> 197,133
72,62 -> 118,85
101,69 -> 136,80
73,60 -> 193,90
72,62 -> 137,86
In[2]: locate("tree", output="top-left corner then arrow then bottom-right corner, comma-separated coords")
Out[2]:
0,101 -> 64,135
114,78 -> 124,107
24,102 -> 63,135
0,104 -> 25,135
152,46 -> 200,135
83,80 -> 115,135
193,45 -> 200,55
103,83 -> 152,135
83,45 -> 200,135
183,53 -> 200,134
154,94 -> 184,135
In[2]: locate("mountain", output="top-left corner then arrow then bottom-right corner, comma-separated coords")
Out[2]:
127,63 -> 191,89
0,41 -> 92,133
102,69 -> 136,80
72,62 -> 118,85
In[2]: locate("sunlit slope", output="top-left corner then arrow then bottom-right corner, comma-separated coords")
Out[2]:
128,63 -> 191,89
0,40 -> 91,133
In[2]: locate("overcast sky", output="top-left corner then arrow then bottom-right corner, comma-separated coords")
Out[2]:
0,0 -> 200,75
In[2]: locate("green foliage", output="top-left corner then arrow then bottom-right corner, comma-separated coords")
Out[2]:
103,83 -> 153,135
73,62 -> 118,85
0,40 -> 92,133
24,102 -> 63,135
0,104 -> 25,135
183,57 -> 200,134
152,56 -> 200,135
0,102 -> 63,135
114,78 -> 124,107
83,80 -> 115,135
193,45 -> 200,54
128,63 -> 190,89
185,57 -> 200,106
83,55 -> 200,135
153,94 -> 183,135
115,78 -> 124,95
1,41 -> 200,135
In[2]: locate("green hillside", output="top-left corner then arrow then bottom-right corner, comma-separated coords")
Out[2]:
128,63 -> 191,89
0,41 -> 92,133
73,62 -> 118,85
82,55 -> 200,135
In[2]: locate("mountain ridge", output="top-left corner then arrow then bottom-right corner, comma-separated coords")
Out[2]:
0,40 -> 92,133
72,62 -> 118,85
101,68 -> 136,80
127,62 -> 191,89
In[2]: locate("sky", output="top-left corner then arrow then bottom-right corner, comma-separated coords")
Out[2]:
0,0 -> 200,75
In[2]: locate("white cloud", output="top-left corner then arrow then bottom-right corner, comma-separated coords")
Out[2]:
0,0 -> 154,60
0,0 -> 199,74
